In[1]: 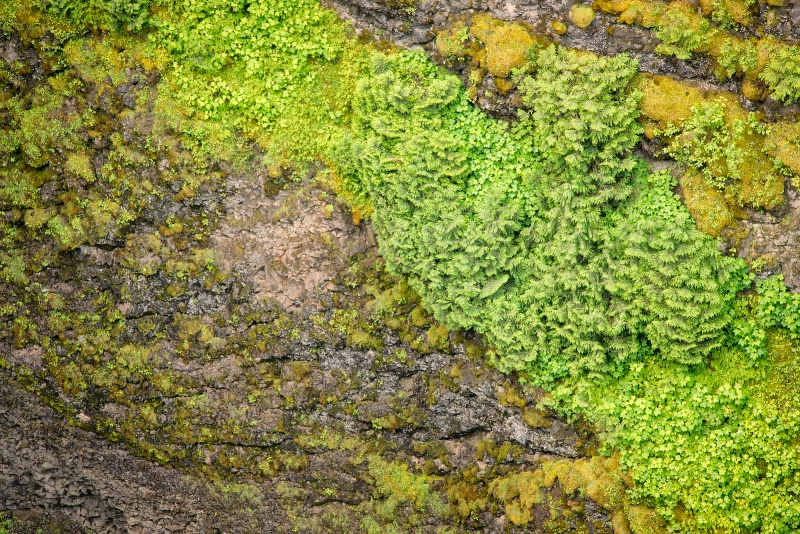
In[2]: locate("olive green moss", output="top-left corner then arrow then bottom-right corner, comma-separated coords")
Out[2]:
569,5 -> 597,29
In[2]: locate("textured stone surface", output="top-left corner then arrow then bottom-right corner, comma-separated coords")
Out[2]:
3,2 -> 800,532
0,375 -> 287,533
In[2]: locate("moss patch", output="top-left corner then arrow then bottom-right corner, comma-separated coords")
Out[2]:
680,169 -> 733,237
470,13 -> 536,78
569,5 -> 597,29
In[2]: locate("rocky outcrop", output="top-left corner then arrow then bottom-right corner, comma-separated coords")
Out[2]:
0,31 -> 615,533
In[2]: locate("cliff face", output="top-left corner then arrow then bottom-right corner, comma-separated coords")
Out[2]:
0,30 -> 615,534
2,1 -> 800,533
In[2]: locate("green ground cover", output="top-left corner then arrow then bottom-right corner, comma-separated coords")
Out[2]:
2,0 -> 800,531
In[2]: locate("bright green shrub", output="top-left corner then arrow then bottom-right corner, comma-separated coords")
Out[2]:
654,9 -> 710,60
152,0 -> 360,164
105,0 -> 150,31
603,171 -> 750,364
343,47 -> 746,384
156,0 -> 340,114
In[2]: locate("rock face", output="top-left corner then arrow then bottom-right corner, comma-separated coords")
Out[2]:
210,175 -> 375,311
726,183 -> 800,289
325,0 -> 800,53
0,31 -> 613,533
0,377 -> 289,534
2,1 -> 799,532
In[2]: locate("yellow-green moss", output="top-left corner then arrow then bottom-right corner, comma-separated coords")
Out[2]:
367,455 -> 445,514
593,0 -> 632,13
752,330 -> 800,410
522,405 -> 553,428
497,382 -> 527,408
680,169 -> 734,237
770,122 -> 800,178
470,13 -> 536,78
436,19 -> 469,59
65,152 -> 95,182
569,5 -> 597,29
542,455 -> 627,511
637,74 -> 790,212
636,74 -> 732,129
552,19 -> 568,34
489,471 -> 544,525
625,504 -> 668,534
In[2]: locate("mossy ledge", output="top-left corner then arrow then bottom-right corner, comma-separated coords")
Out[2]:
0,7 -> 655,533
2,0 -> 800,533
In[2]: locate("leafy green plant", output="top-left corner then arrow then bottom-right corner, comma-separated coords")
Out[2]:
756,275 -> 800,336
760,43 -> 800,104
154,0 -> 351,158
342,47 -> 746,384
565,354 -> 800,533
660,102 -> 741,188
105,0 -> 150,31
715,40 -> 757,79
654,9 -> 710,60
41,0 -> 151,31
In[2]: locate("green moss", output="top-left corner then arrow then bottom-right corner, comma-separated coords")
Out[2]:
752,329 -> 800,410
679,169 -> 733,237
569,5 -> 596,29
470,13 -> 537,79
366,455 -> 445,514
435,19 -> 469,60
640,77 -> 789,212
522,405 -> 553,428
625,505 -> 668,534
489,471 -> 544,525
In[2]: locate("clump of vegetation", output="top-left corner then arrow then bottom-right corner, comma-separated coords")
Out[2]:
568,5 -> 596,29
469,13 -> 537,79
154,0 -> 363,164
42,0 -> 151,31
5,1 -> 800,532
654,6 -> 710,60
756,275 -> 800,337
342,47 -> 747,384
652,97 -> 787,220
759,42 -> 800,104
